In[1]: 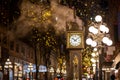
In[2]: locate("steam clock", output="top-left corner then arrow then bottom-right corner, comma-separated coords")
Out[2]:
66,21 -> 84,80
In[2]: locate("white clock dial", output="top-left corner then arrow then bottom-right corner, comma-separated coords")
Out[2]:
70,34 -> 81,46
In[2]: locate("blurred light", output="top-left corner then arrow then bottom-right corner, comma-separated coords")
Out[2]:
91,52 -> 96,57
100,25 -> 106,32
56,68 -> 60,73
91,58 -> 96,63
55,17 -> 58,21
4,58 -> 13,69
91,41 -> 97,47
93,48 -> 97,51
86,38 -> 92,45
102,37 -> 109,44
92,63 -> 96,67
115,70 -> 118,74
93,28 -> 98,34
107,39 -> 113,46
95,15 -> 102,22
89,26 -> 95,33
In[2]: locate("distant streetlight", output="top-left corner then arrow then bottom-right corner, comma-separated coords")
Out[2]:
4,58 -> 13,80
28,63 -> 33,80
49,66 -> 54,80
56,57 -> 67,78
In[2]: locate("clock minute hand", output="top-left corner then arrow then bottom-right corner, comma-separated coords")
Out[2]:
72,38 -> 76,41
75,37 -> 80,41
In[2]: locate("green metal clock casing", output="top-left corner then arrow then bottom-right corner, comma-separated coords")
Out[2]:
67,31 -> 84,49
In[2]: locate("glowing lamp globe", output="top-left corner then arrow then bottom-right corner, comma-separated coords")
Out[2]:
107,39 -> 113,46
102,37 -> 109,44
91,41 -> 97,47
95,15 -> 102,22
86,38 -> 92,45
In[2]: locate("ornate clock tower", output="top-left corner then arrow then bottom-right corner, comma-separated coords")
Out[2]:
66,21 -> 84,80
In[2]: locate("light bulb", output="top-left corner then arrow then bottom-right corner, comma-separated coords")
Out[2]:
91,53 -> 96,57
93,48 -> 97,51
105,27 -> 109,33
100,25 -> 106,32
89,26 -> 95,33
93,28 -> 98,34
102,37 -> 109,44
86,38 -> 92,45
95,15 -> 102,22
107,39 -> 113,46
91,41 -> 97,47
92,64 -> 96,67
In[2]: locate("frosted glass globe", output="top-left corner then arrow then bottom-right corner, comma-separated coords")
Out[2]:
91,58 -> 96,62
105,27 -> 109,33
102,37 -> 109,44
107,39 -> 113,46
100,25 -> 106,32
93,48 -> 97,51
86,38 -> 92,45
93,28 -> 98,34
91,41 -> 97,47
92,64 -> 96,67
95,15 -> 102,22
89,26 -> 95,33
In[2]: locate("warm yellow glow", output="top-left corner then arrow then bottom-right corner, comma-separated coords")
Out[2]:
91,58 -> 96,63
91,52 -> 96,57
49,67 -> 54,73
92,63 -> 96,67
93,48 -> 97,51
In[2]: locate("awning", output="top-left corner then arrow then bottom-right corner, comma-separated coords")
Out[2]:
102,61 -> 113,68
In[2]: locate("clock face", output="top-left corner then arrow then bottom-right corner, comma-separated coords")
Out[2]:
70,34 -> 81,46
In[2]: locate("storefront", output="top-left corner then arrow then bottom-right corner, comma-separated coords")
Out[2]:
23,64 -> 36,80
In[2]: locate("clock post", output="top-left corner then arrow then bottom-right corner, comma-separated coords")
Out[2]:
66,30 -> 84,80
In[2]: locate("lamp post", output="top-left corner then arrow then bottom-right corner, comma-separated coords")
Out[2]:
4,58 -> 13,80
86,15 -> 113,80
49,66 -> 54,80
56,57 -> 66,79
91,48 -> 99,80
28,63 -> 33,80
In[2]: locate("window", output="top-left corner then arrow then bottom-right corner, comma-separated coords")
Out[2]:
10,41 -> 14,50
16,43 -> 19,53
21,46 -> 25,56
3,36 -> 7,45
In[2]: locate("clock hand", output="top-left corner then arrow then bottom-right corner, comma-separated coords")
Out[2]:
75,37 -> 80,41
72,38 -> 76,41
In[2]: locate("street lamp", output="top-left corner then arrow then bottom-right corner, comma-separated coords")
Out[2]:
4,58 -> 13,80
86,15 -> 113,47
49,66 -> 54,80
91,48 -> 99,80
28,63 -> 33,80
56,57 -> 67,79
86,15 -> 113,80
